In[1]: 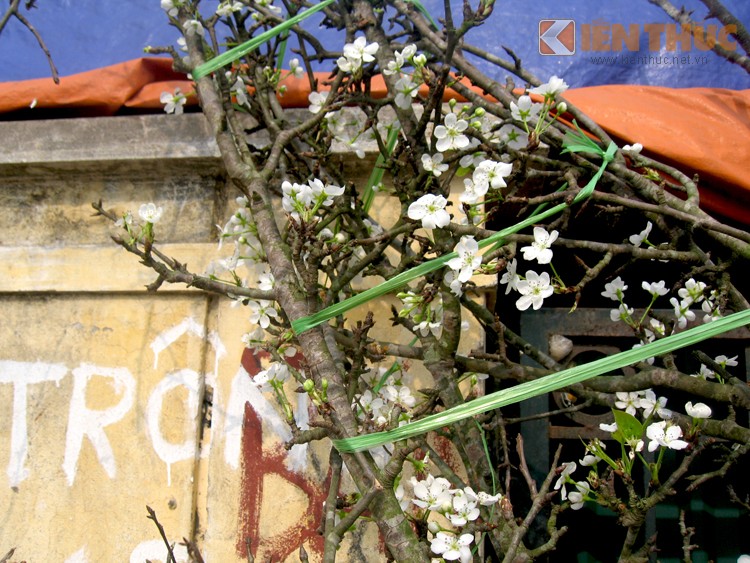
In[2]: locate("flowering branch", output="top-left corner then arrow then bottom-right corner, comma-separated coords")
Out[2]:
100,0 -> 750,560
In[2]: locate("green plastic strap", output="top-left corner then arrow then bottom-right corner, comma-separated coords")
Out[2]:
291,200 -> 569,334
192,0 -> 335,80
333,309 -> 750,452
403,0 -> 438,28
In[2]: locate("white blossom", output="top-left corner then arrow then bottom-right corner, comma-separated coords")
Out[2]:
254,361 -> 290,386
528,75 -> 569,97
434,113 -> 469,152
622,142 -> 643,154
248,299 -> 278,328
498,123 -> 527,150
521,227 -> 558,264
639,389 -> 670,419
670,297 -> 696,329
447,492 -> 480,526
421,153 -> 449,177
499,258 -> 519,295
516,270 -> 554,311
383,44 -> 417,75
554,461 -> 576,500
216,1 -> 243,16
568,481 -> 590,510
394,76 -> 419,109
685,401 -> 712,419
447,236 -> 481,283
289,58 -> 304,78
678,278 -> 707,305
258,272 -> 274,291
408,194 -> 451,229
472,159 -> 512,191
510,95 -> 542,123
337,36 -> 378,75
646,421 -> 689,452
702,299 -> 722,323
411,474 -> 452,510
610,303 -> 634,323
161,0 -> 181,17
182,19 -> 205,37
629,221 -> 652,247
601,276 -> 627,301
642,280 -> 668,297
599,421 -> 617,433
458,177 -> 487,205
255,0 -> 282,14
139,203 -> 163,224
715,354 -> 738,368
444,269 -> 463,297
477,491 -> 502,505
160,88 -> 187,115
227,73 -> 249,106
615,391 -> 643,416
309,178 -> 345,206
430,532 -> 473,562
308,91 -> 329,114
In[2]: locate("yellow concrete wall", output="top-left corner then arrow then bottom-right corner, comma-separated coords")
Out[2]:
0,113 -> 484,562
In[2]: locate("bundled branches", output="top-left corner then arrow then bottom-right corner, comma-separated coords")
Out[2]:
99,0 -> 750,560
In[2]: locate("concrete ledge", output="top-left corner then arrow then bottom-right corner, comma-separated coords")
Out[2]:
0,114 -> 220,167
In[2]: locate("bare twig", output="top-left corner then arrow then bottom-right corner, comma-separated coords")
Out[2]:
0,548 -> 16,563
146,506 -> 177,563
0,0 -> 58,83
182,538 -> 206,563
679,510 -> 697,563
648,0 -> 750,74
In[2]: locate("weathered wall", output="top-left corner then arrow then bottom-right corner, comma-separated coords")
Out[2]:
0,113 -> 485,562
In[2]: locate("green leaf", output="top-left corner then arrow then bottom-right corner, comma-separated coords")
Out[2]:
192,0 -> 336,80
611,409 -> 643,445
333,309 -> 750,452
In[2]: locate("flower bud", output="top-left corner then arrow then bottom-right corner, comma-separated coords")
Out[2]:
556,102 -> 567,114
334,232 -> 348,244
303,379 -> 315,393
427,521 -> 441,534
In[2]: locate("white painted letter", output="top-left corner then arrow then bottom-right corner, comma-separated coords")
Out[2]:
63,364 -> 135,486
64,546 -> 89,562
130,539 -> 188,563
0,361 -> 67,487
223,367 -> 307,473
146,369 -> 201,486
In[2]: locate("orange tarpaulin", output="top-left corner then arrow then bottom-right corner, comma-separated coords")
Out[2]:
2,57 -> 749,224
